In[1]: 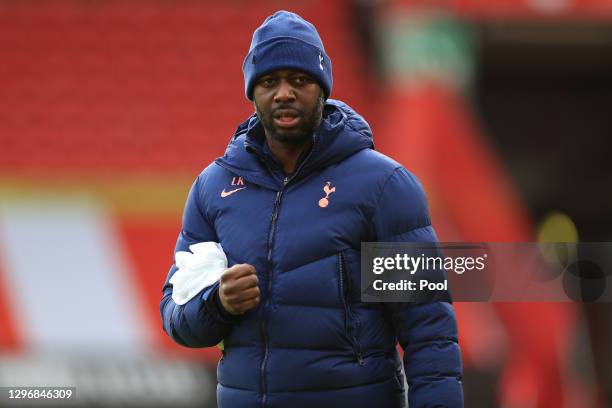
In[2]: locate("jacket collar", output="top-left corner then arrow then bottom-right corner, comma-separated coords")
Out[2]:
215,99 -> 373,190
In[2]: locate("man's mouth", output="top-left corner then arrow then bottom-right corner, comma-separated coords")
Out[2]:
273,108 -> 301,128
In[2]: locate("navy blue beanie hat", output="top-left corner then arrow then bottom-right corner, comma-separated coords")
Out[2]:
243,11 -> 333,100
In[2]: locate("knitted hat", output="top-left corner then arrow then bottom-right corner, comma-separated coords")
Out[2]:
243,10 -> 333,100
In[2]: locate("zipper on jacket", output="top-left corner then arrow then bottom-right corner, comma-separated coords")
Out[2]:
260,176 -> 288,408
338,252 -> 365,366
260,140 -> 316,408
267,185 -> 285,261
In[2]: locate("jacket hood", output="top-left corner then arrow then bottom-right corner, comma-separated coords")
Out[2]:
215,99 -> 374,190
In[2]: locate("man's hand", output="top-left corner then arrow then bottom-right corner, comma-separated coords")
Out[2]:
219,264 -> 260,315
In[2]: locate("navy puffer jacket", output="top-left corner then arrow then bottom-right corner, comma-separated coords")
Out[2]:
160,100 -> 463,407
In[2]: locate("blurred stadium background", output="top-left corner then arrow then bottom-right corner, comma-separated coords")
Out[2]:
0,0 -> 611,407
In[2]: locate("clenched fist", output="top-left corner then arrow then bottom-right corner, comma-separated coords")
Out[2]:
219,264 -> 260,315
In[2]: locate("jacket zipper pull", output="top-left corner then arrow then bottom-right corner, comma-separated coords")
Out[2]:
356,352 -> 365,366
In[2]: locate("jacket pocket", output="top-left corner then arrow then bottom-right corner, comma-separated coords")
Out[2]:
338,251 -> 365,366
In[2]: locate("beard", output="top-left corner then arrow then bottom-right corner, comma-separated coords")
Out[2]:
255,93 -> 324,146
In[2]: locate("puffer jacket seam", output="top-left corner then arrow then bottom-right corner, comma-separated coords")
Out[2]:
217,383 -> 258,392
368,167 -> 403,238
266,374 -> 400,393
407,337 -> 460,347
277,250 -> 346,274
273,303 -> 341,309
381,225 -> 434,244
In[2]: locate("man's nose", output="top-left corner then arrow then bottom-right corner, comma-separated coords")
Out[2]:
274,80 -> 295,103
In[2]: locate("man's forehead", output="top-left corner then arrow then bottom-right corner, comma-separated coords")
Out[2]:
259,69 -> 313,78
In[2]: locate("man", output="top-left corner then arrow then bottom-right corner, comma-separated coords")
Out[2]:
161,10 -> 463,408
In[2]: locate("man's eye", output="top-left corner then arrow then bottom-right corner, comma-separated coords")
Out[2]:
261,78 -> 276,87
292,76 -> 308,85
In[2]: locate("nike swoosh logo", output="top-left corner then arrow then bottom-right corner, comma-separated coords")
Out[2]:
220,187 -> 247,198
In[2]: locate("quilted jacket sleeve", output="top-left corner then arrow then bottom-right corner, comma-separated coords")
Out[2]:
372,167 -> 464,408
160,173 -> 235,348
